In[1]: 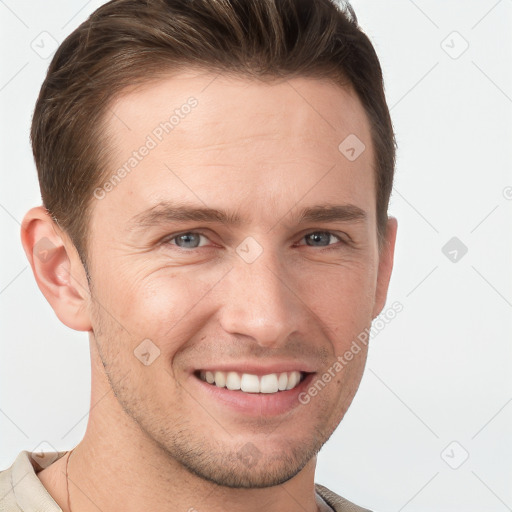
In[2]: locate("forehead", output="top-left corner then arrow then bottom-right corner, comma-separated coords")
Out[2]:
107,69 -> 371,149
94,69 -> 375,232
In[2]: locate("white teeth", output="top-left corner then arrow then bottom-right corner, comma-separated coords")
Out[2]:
260,374 -> 278,393
199,370 -> 303,393
226,371 -> 241,390
286,371 -> 299,390
278,372 -> 288,390
241,373 -> 260,393
214,371 -> 226,388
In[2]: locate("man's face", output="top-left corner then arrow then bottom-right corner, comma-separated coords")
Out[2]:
85,70 -> 392,487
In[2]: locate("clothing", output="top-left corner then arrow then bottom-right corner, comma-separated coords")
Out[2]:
0,450 -> 372,512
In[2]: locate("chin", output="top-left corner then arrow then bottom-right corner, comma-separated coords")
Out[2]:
181,454 -> 307,489
164,434 -> 325,489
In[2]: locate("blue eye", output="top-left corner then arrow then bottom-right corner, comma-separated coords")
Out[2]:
167,232 -> 209,249
301,231 -> 343,247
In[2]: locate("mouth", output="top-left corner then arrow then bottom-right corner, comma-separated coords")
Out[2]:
195,369 -> 306,394
190,363 -> 317,417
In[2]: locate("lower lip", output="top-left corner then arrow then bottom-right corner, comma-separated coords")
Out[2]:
190,373 -> 316,417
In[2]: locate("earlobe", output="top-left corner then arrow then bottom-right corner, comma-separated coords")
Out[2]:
372,216 -> 398,319
20,206 -> 92,332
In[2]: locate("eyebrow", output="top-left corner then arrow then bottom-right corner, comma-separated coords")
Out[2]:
127,201 -> 367,231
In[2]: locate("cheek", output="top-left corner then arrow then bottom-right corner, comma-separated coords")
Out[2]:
297,258 -> 377,339
110,270 -> 216,348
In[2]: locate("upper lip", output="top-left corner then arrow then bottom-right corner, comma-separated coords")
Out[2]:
192,362 -> 316,376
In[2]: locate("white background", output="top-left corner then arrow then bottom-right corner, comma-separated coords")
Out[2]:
1,1 -> 511,511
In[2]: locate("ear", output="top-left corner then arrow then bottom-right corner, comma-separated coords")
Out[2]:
372,216 -> 398,318
20,206 -> 92,331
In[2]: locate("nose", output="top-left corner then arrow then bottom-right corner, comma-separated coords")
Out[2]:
218,247 -> 304,349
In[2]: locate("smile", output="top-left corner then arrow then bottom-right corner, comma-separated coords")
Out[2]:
196,370 -> 305,394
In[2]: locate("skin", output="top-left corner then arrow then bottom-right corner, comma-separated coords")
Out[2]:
21,70 -> 397,512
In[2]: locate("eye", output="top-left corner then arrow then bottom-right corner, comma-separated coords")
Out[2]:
165,231 -> 211,250
298,231 -> 345,248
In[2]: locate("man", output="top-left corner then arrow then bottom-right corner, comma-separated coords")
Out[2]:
1,0 -> 397,510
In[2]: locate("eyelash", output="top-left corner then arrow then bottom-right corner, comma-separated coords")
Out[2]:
161,230 -> 348,252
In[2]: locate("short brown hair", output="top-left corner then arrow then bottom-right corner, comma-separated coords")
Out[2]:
31,0 -> 396,274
